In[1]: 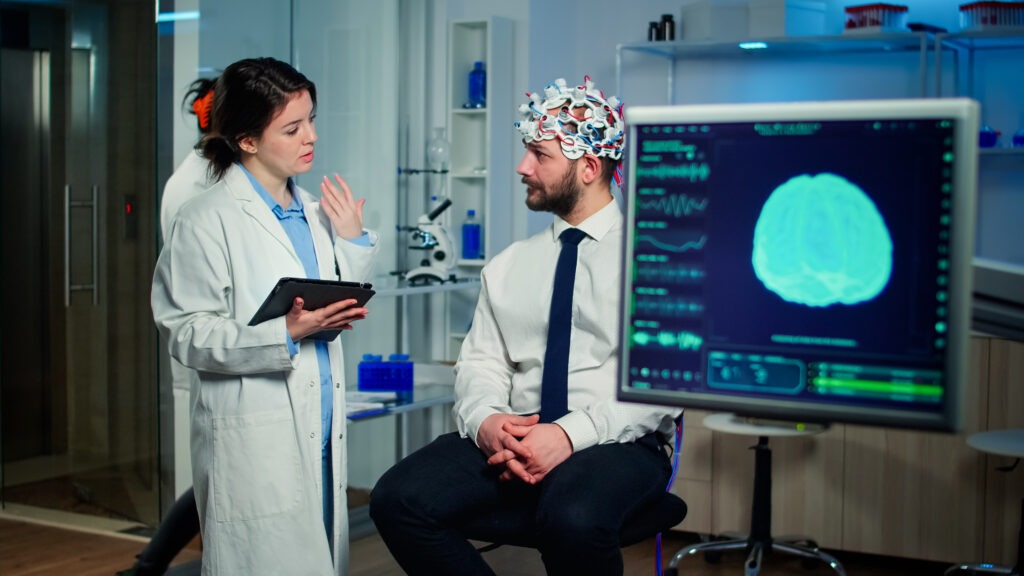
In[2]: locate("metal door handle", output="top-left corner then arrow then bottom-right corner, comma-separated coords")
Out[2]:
65,184 -> 99,307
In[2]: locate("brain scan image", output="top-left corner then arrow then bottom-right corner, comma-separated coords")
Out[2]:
752,173 -> 893,308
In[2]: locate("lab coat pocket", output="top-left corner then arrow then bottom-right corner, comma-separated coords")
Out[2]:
211,409 -> 302,522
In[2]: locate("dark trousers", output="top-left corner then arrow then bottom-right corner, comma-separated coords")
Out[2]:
134,487 -> 201,576
369,430 -> 672,576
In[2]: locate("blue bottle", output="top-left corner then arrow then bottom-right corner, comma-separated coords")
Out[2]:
468,61 -> 486,108
1013,129 -> 1024,148
978,125 -> 998,148
461,209 -> 482,260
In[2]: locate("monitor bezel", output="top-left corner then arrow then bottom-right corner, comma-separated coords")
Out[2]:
617,99 -> 979,432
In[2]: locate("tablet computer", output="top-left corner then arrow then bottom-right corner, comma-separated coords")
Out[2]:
249,277 -> 375,341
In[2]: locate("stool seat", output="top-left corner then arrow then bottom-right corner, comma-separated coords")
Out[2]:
459,490 -> 687,549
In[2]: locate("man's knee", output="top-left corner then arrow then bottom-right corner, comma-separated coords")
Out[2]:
537,502 -> 618,551
368,465 -> 413,526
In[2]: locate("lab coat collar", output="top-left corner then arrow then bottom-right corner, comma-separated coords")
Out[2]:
224,164 -> 302,267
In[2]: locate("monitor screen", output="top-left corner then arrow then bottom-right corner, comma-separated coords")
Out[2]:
618,99 -> 979,432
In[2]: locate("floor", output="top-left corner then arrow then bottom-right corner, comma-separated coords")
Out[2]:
0,509 -> 967,576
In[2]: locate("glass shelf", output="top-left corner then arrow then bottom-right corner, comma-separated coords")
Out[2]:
979,148 -> 1024,157
616,32 -> 933,102
618,32 -> 930,60
939,29 -> 1024,51
372,275 -> 480,297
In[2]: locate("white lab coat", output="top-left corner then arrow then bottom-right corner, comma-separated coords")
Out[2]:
151,164 -> 379,576
161,150 -> 212,243
159,150 -> 215,494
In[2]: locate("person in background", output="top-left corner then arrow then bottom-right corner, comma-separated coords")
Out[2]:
369,76 -> 680,576
151,56 -> 379,576
117,76 -> 217,576
160,77 -> 218,239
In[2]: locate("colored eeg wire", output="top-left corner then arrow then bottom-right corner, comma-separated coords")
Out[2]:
515,75 -> 625,162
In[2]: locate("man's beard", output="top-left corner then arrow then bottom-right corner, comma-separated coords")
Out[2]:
523,162 -> 580,217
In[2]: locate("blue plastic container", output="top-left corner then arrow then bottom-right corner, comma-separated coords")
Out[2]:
461,209 -> 482,260
358,353 -> 413,392
1013,129 -> 1024,148
468,61 -> 486,108
978,125 -> 999,148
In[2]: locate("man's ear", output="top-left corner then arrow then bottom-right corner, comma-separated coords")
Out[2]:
578,153 -> 601,185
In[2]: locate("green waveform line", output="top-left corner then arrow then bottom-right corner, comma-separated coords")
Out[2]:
637,234 -> 707,253
632,330 -> 704,350
638,194 -> 708,218
635,162 -> 711,182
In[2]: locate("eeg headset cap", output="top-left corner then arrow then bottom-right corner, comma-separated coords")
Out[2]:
514,75 -> 625,162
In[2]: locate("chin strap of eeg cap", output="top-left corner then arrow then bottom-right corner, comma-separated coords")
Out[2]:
514,75 -> 625,163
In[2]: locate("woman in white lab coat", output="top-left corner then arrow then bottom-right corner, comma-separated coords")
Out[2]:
151,57 -> 378,576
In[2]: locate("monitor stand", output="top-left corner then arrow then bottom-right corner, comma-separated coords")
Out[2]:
666,413 -> 845,576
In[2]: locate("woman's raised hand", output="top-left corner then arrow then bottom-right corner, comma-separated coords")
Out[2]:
320,173 -> 365,240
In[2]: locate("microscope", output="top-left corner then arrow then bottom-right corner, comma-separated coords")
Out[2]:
403,197 -> 456,284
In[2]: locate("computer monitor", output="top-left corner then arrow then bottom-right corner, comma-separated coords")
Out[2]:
618,99 -> 979,432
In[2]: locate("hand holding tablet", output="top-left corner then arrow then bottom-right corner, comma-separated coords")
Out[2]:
249,277 -> 375,341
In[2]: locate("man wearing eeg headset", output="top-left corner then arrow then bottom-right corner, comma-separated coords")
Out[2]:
370,76 -> 680,576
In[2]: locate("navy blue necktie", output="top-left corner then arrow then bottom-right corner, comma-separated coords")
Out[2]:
540,227 -> 588,423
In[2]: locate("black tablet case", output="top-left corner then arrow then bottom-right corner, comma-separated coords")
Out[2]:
249,277 -> 375,341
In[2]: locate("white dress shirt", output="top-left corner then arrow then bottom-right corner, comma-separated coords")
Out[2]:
454,198 -> 679,452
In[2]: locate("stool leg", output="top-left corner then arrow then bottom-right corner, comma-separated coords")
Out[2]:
773,541 -> 847,575
749,437 -> 772,545
744,541 -> 764,576
1014,498 -> 1022,575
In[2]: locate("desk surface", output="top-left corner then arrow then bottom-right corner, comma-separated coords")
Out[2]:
346,383 -> 454,420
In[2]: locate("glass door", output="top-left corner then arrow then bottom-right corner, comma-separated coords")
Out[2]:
1,0 -> 161,527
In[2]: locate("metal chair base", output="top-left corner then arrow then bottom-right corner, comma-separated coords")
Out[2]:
665,535 -> 846,576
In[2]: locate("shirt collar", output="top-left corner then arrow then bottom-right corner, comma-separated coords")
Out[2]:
238,162 -> 303,219
551,197 -> 621,243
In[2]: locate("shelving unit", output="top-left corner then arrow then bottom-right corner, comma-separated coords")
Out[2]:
442,17 -> 514,359
933,29 -> 1024,272
446,17 -> 514,270
935,29 -> 1024,99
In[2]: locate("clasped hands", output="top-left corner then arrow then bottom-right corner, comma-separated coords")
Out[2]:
477,413 -> 573,484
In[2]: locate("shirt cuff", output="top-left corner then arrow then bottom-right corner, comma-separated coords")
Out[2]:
346,231 -> 373,247
555,410 -> 600,452
285,331 -> 299,357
